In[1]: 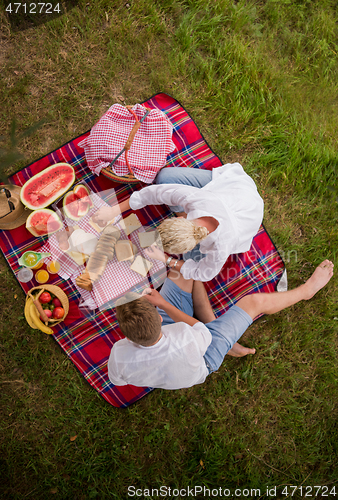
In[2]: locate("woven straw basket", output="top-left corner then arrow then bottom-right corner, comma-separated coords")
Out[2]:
27,284 -> 69,325
100,105 -> 151,184
101,167 -> 140,184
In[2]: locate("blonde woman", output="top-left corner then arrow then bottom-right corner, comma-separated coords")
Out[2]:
93,163 -> 264,282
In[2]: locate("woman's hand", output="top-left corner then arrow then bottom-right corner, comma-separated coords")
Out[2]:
144,244 -> 168,264
142,288 -> 166,308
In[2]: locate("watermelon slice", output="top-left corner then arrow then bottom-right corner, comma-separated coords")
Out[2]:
21,163 -> 75,210
78,200 -> 90,217
26,209 -> 62,237
73,184 -> 94,208
63,191 -> 89,220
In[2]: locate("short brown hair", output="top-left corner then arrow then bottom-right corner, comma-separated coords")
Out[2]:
116,293 -> 162,347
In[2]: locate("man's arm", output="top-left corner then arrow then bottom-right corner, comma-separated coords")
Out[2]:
92,197 -> 131,223
143,289 -> 199,327
107,344 -> 128,386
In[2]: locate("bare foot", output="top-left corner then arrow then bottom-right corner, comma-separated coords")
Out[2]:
227,342 -> 256,358
303,260 -> 334,300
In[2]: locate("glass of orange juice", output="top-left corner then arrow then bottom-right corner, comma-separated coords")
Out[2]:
47,260 -> 60,274
35,269 -> 49,284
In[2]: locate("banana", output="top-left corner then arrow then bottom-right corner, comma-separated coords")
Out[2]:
24,297 -> 38,330
29,302 -> 54,335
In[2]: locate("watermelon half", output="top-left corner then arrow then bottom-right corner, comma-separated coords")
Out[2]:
20,163 -> 75,210
73,184 -> 94,208
26,209 -> 63,237
63,191 -> 90,221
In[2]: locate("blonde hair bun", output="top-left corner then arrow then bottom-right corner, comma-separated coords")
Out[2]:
193,226 -> 208,242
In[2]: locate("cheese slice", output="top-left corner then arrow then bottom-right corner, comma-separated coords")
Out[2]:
138,230 -> 160,248
66,250 -> 89,266
131,243 -> 138,256
115,240 -> 134,262
119,213 -> 142,235
130,255 -> 153,277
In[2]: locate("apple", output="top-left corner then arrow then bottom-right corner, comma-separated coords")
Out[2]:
52,297 -> 62,307
53,307 -> 65,320
41,309 -> 53,320
39,292 -> 52,304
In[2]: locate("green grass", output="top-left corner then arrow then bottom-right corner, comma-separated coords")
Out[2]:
1,0 -> 338,498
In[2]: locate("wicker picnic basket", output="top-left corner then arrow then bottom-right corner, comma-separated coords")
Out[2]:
101,167 -> 140,184
26,284 -> 69,325
100,105 -> 151,184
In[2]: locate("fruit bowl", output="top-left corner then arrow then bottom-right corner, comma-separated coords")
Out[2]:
26,284 -> 69,326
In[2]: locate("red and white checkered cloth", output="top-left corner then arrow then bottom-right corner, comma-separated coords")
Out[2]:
71,226 -> 166,311
78,104 -> 176,183
39,192 -> 166,310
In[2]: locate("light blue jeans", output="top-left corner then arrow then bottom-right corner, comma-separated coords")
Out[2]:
158,278 -> 253,374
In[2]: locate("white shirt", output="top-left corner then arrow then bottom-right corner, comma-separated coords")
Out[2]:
129,163 -> 264,281
107,321 -> 212,390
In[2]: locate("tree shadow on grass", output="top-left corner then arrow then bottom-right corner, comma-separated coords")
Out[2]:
4,0 -> 80,32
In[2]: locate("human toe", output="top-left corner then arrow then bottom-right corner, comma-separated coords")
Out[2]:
319,260 -> 332,268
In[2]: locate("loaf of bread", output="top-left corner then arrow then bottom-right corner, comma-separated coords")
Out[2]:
76,225 -> 121,290
95,235 -> 117,260
86,253 -> 109,281
94,226 -> 121,260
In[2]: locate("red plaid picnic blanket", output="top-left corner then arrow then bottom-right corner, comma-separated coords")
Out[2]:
79,103 -> 176,183
0,93 -> 285,408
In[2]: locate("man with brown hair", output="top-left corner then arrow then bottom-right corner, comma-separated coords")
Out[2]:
107,260 -> 334,390
114,292 -> 162,347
